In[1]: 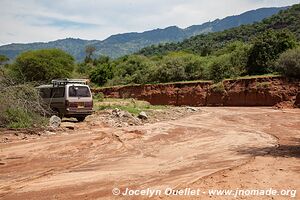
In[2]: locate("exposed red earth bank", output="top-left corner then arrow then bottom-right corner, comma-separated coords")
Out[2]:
93,77 -> 300,107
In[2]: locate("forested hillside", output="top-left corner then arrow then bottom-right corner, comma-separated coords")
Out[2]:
139,4 -> 300,56
84,4 -> 300,86
0,7 -> 286,60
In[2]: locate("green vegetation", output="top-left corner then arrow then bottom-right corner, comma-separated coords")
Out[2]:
138,4 -> 300,57
256,82 -> 271,89
81,4 -> 300,86
3,108 -> 47,128
84,45 -> 96,63
0,49 -> 75,128
8,49 -> 75,83
276,47 -> 300,78
1,5 -> 300,129
0,8 -> 286,60
246,29 -> 297,74
210,82 -> 226,93
93,92 -> 105,102
0,78 -> 48,128
84,29 -> 297,86
94,98 -> 166,115
0,55 -> 9,65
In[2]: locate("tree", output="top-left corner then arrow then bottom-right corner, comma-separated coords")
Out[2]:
11,49 -> 74,82
95,55 -> 110,65
89,63 -> 113,86
246,30 -> 297,75
209,54 -> 233,82
0,55 -> 9,65
85,45 -> 96,63
153,57 -> 186,83
276,47 -> 300,78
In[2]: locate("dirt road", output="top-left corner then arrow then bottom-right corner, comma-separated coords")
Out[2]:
0,107 -> 299,200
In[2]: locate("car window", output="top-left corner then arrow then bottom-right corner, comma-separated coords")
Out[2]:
52,87 -> 65,98
69,86 -> 91,97
39,88 -> 51,98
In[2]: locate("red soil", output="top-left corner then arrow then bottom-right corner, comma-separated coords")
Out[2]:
93,77 -> 300,107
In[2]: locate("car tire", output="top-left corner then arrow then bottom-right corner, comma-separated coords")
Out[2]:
76,116 -> 86,122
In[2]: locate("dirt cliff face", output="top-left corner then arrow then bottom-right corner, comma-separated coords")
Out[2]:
93,77 -> 300,107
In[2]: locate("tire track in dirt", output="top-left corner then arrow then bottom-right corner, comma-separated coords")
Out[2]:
1,107 -> 296,200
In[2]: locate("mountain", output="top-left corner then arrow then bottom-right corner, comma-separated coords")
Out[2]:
0,6 -> 288,61
0,38 -> 96,61
138,4 -> 300,57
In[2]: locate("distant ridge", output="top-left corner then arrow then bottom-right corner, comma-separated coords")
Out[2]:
138,4 -> 300,57
0,6 -> 288,61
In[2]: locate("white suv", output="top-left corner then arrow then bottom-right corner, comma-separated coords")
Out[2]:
37,79 -> 93,121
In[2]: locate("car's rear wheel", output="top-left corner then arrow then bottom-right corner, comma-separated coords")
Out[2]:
76,116 -> 86,122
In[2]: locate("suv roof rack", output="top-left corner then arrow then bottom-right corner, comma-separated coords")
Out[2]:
51,79 -> 88,86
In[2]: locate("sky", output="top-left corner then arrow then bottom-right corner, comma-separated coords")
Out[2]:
0,0 -> 299,45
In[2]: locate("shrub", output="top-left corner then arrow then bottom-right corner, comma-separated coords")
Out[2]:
9,49 -> 74,83
276,47 -> 300,78
209,54 -> 236,83
4,108 -> 45,128
90,63 -> 113,86
256,82 -> 271,89
94,92 -> 105,102
246,30 -> 297,75
210,82 -> 226,93
0,76 -> 49,128
0,55 -> 9,65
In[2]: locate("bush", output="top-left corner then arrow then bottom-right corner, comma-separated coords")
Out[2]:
246,30 -> 297,75
153,58 -> 186,83
210,82 -> 226,93
276,47 -> 300,78
0,76 -> 49,128
4,108 -> 45,128
94,92 -> 104,102
256,82 -> 271,89
209,54 -> 237,83
0,55 -> 9,65
9,49 -> 74,83
90,63 -> 113,86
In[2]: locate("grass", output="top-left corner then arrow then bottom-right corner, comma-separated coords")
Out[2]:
229,74 -> 281,80
94,98 -> 167,115
93,74 -> 281,89
210,82 -> 225,93
256,82 -> 271,89
3,108 -> 47,128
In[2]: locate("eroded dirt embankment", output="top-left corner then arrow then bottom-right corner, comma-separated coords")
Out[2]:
93,77 -> 300,107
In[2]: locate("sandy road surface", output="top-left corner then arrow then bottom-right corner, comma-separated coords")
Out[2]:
0,107 -> 299,200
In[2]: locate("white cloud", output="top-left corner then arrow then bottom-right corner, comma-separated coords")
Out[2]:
0,0 -> 299,45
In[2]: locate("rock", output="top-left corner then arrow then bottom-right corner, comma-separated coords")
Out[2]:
45,131 -> 56,135
112,108 -> 124,117
122,111 -> 133,118
138,111 -> 148,120
49,115 -> 61,129
186,107 -> 198,112
60,122 -> 75,130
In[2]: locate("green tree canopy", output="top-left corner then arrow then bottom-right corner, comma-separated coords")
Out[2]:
246,29 -> 297,74
11,49 -> 74,82
276,47 -> 300,78
89,63 -> 113,86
